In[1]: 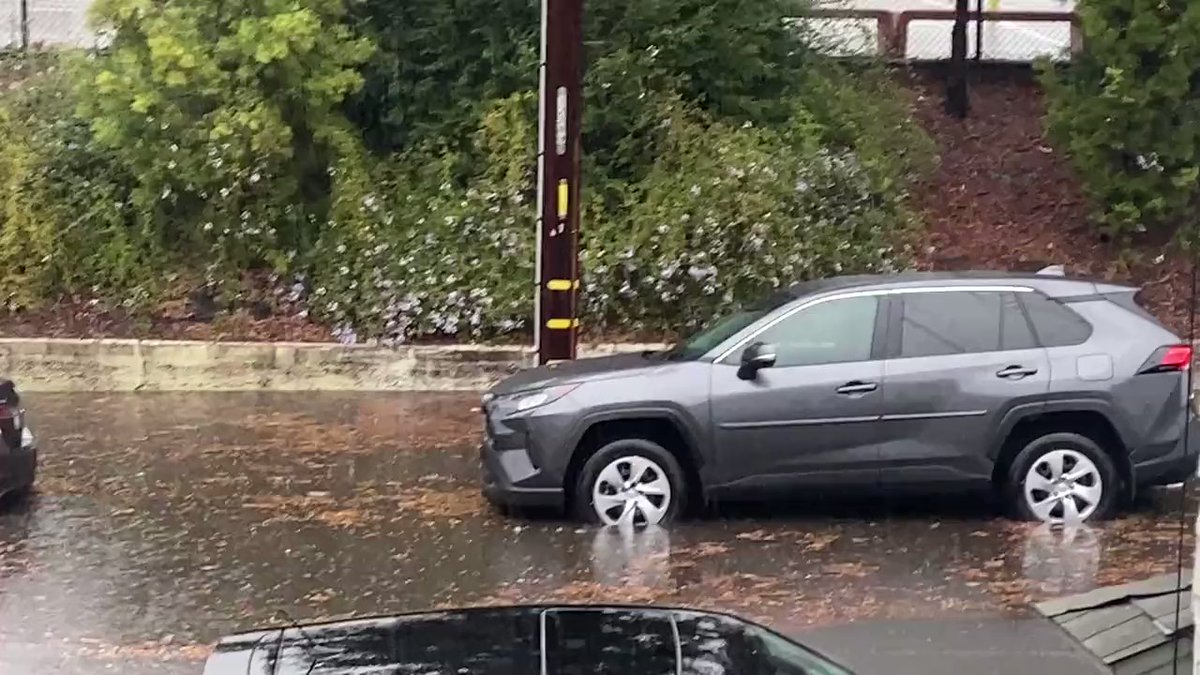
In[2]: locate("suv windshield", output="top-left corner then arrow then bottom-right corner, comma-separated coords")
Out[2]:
668,292 -> 793,361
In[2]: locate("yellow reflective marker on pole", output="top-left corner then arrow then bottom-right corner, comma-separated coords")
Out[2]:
546,318 -> 579,330
546,279 -> 575,291
557,180 -> 569,219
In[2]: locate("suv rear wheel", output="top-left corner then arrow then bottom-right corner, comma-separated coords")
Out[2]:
1007,432 -> 1119,523
574,438 -> 686,526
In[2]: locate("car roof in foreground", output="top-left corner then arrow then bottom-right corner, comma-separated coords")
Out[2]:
787,270 -> 1136,299
205,603 -> 854,675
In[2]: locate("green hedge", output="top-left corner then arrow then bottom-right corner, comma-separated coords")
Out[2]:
1041,0 -> 1200,240
0,0 -> 932,341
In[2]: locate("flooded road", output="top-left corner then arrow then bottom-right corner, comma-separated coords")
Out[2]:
0,393 -> 1193,673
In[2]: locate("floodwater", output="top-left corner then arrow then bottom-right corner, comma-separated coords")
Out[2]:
0,393 -> 1192,673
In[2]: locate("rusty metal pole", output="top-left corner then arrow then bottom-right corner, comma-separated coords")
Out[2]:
535,0 -> 584,365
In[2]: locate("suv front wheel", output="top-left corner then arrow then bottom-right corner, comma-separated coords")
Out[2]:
574,438 -> 687,526
1007,432 -> 1119,523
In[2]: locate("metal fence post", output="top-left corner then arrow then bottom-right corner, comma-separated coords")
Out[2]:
20,0 -> 29,50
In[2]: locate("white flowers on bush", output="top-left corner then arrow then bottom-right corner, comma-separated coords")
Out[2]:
302,98 -> 909,342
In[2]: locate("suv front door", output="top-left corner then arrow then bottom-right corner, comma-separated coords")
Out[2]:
879,288 -> 1051,490
708,293 -> 889,495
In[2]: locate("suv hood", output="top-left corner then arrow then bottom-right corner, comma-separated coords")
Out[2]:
491,351 -> 666,395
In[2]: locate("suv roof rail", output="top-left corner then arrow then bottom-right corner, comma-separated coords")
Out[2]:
1036,264 -> 1066,277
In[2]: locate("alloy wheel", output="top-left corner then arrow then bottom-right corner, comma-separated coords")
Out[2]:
1023,449 -> 1103,523
591,455 -> 673,526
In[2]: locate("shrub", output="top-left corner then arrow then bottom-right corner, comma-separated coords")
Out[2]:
0,57 -> 156,309
1041,1 -> 1200,239
344,0 -> 539,156
347,0 -> 823,174
307,90 -> 913,342
0,0 -> 931,342
308,93 -> 539,342
77,0 -> 375,279
581,94 -> 910,335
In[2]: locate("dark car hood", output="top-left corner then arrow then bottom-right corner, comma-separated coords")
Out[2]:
201,604 -> 854,675
491,351 -> 666,395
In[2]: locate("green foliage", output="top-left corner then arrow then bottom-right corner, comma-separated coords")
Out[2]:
309,93 -> 539,341
581,94 -> 910,334
344,0 -> 539,155
0,0 -> 931,341
346,0 -> 822,177
308,89 -> 914,341
77,0 -> 374,275
1040,0 -> 1200,239
0,59 -> 156,308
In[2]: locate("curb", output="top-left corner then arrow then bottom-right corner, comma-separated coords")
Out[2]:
0,338 -> 668,392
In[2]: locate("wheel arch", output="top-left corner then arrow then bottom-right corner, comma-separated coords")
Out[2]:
563,410 -> 706,513
991,401 -> 1133,499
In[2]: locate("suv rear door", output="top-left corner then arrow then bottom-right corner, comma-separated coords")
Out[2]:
878,288 -> 1050,490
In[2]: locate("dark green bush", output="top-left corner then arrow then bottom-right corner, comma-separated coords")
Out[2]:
0,59 -> 157,308
1041,0 -> 1200,239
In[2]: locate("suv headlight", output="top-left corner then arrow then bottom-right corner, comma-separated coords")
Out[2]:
511,384 -> 580,412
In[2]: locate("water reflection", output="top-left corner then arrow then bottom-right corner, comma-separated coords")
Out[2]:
590,526 -> 672,589
1020,523 -> 1101,595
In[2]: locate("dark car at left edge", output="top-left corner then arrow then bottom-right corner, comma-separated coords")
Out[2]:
0,378 -> 36,506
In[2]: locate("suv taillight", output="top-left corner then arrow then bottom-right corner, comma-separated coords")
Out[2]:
1139,344 -> 1194,374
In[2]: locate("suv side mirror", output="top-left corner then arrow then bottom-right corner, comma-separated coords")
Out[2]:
738,342 -> 777,379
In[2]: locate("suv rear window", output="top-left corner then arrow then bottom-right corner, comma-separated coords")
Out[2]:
1018,292 -> 1092,347
898,290 -> 1032,357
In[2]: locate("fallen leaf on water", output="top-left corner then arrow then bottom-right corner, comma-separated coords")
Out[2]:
736,529 -> 776,542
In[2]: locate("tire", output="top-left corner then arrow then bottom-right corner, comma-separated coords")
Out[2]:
574,438 -> 687,526
0,483 -> 33,509
1007,432 -> 1120,523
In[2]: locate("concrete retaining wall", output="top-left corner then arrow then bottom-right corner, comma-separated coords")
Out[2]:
0,338 -> 666,392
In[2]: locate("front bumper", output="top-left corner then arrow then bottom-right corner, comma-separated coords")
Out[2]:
480,438 -> 564,509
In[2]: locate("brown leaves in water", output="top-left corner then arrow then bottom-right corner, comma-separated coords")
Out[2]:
735,529 -> 776,542
71,638 -> 210,663
241,486 -> 486,528
394,487 -> 486,520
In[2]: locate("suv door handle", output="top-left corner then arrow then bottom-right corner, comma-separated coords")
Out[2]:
836,381 -> 878,395
996,365 -> 1038,379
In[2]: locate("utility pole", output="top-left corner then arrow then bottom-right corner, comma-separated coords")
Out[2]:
535,0 -> 584,365
946,0 -> 971,118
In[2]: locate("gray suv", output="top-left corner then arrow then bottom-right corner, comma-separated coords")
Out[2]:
480,271 -> 1198,525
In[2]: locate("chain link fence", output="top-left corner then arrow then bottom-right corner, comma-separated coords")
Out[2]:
1,0 -> 95,49
4,1 -> 1078,63
792,9 -> 1080,63
903,16 -> 1072,62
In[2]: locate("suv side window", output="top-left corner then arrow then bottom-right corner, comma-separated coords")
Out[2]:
900,290 -> 1036,357
728,295 -> 880,368
1018,291 -> 1093,347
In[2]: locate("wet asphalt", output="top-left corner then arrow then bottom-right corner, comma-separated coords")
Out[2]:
0,392 -> 1193,674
